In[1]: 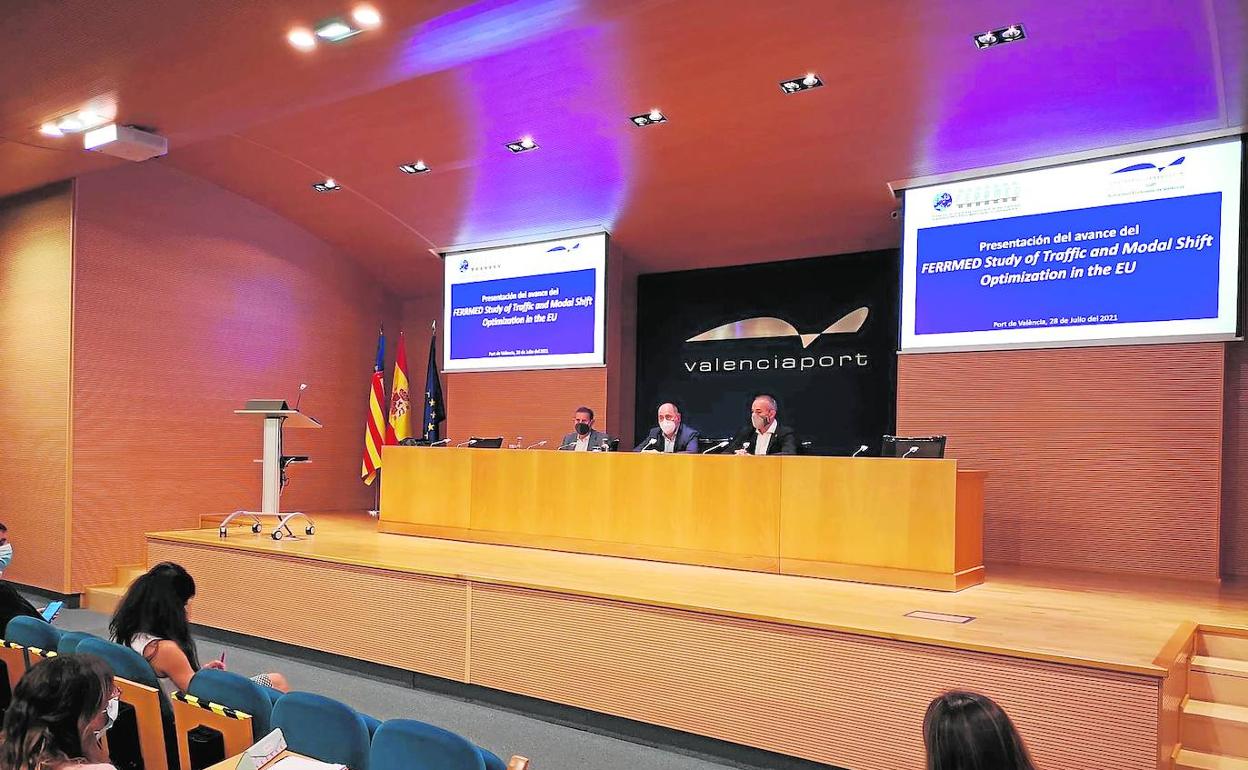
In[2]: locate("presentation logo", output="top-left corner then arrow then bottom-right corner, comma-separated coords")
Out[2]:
458,259 -> 469,273
545,241 -> 582,253
933,192 -> 953,211
687,307 -> 869,348
1113,156 -> 1185,174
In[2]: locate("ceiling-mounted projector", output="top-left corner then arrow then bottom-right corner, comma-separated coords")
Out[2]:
83,124 -> 167,161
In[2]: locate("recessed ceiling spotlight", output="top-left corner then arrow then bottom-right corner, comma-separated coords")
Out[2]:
39,109 -> 111,137
399,160 -> 430,174
506,136 -> 538,153
352,4 -> 382,28
312,178 -> 341,192
287,27 -> 317,50
974,24 -> 1025,49
629,108 -> 667,127
779,73 -> 823,93
40,123 -> 63,137
315,17 -> 365,42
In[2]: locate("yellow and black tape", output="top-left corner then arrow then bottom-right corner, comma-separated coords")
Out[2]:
26,647 -> 56,658
171,691 -> 252,721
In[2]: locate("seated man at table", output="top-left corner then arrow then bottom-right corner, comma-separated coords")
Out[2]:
731,394 -> 798,455
559,406 -> 613,451
635,402 -> 700,453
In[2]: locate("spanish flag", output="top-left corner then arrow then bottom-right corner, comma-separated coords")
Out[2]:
385,332 -> 413,444
361,327 -> 386,485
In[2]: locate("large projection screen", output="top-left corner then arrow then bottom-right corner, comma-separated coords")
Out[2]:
900,137 -> 1242,353
443,233 -> 608,372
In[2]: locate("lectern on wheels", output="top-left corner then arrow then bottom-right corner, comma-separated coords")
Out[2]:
219,399 -> 322,540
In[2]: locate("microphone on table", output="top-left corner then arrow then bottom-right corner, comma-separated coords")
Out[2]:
639,437 -> 657,452
456,438 -> 478,447
557,440 -> 578,450
594,438 -> 611,452
850,444 -> 868,458
526,440 -> 548,449
428,438 -> 451,447
901,446 -> 920,458
701,440 -> 729,454
293,383 -> 308,411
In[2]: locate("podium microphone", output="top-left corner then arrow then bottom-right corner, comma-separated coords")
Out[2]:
526,440 -> 548,449
557,440 -> 578,450
901,446 -> 920,458
595,438 -> 611,452
701,440 -> 729,455
294,383 -> 308,411
851,444 -> 868,458
429,438 -> 451,447
639,437 -> 657,452
456,438 -> 479,447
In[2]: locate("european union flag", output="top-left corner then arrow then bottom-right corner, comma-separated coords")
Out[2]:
422,332 -> 446,442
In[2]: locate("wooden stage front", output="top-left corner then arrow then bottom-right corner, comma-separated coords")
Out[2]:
145,513 -> 1248,770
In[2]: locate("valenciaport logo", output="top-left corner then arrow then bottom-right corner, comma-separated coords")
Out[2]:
1113,156 -> 1185,174
681,307 -> 870,374
933,192 -> 953,211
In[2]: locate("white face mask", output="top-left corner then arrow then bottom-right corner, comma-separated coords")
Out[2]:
751,413 -> 771,431
659,419 -> 677,437
0,543 -> 12,570
93,696 -> 120,741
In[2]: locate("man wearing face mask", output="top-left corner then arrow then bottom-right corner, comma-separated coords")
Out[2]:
0,523 -> 11,578
731,394 -> 798,455
558,406 -> 612,451
635,402 -> 700,453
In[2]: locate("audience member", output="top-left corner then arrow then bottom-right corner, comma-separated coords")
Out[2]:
923,691 -> 1037,770
0,523 -> 12,577
109,562 -> 288,699
0,653 -> 118,770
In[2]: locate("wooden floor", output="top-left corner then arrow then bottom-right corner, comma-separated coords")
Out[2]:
155,512 -> 1248,677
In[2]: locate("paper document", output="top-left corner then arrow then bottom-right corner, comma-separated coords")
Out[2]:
270,757 -> 346,770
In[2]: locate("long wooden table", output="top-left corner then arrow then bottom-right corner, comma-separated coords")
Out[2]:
379,447 -> 984,591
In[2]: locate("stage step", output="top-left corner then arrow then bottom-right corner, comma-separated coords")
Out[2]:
1200,633 -> 1248,662
1192,671 -> 1248,710
1182,699 -> 1248,758
1177,748 -> 1248,770
1195,657 -> 1248,678
82,563 -> 146,615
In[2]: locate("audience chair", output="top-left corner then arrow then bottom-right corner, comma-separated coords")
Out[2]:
371,719 -> 530,770
170,690 -> 255,770
78,637 -> 173,770
4,616 -> 62,668
187,668 -> 276,739
0,641 -> 27,691
57,630 -> 98,656
271,692 -> 375,770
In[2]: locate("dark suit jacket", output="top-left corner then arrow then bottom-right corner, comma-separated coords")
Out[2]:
635,423 -> 700,453
730,422 -> 798,455
559,429 -> 613,451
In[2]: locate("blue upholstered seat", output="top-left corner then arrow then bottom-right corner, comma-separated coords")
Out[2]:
271,692 -> 374,770
4,616 -> 61,653
370,719 -> 485,770
187,668 -> 276,739
56,630 -> 98,656
77,637 -> 161,689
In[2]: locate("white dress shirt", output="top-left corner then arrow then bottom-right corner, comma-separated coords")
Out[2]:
664,433 -> 676,452
754,420 -> 778,455
574,435 -> 591,451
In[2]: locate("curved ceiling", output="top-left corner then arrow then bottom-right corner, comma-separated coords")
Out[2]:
2,0 -> 1245,295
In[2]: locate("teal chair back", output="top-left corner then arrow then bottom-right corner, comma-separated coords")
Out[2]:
188,668 -> 274,738
371,719 -> 484,770
272,692 -> 373,770
57,631 -> 97,656
77,638 -> 161,689
4,616 -> 61,654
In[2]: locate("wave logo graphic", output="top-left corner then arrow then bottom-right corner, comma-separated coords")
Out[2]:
1113,156 -> 1185,174
686,307 -> 869,349
546,242 -> 582,253
933,192 -> 953,211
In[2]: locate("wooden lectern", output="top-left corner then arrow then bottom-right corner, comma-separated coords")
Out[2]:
219,399 -> 321,540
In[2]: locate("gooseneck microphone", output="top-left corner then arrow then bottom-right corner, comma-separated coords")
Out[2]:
558,440 -> 578,450
851,444 -> 868,458
526,440 -> 548,449
294,383 -> 308,411
456,438 -> 479,448
639,437 -> 658,452
429,438 -> 451,447
901,446 -> 920,458
701,440 -> 729,455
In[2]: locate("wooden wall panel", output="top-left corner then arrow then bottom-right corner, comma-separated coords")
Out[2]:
0,183 -> 73,591
1224,342 -> 1248,576
148,540 -> 467,681
70,163 -> 399,591
897,343 -> 1224,578
469,584 -> 1159,770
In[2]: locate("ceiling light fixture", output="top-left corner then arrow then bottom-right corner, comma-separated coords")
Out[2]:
780,73 -> 823,93
316,20 -> 357,41
399,160 -> 430,174
287,27 -> 317,50
629,108 -> 667,127
974,24 -> 1026,49
40,123 -> 63,137
351,4 -> 382,28
38,108 -> 112,138
506,136 -> 538,153
312,178 -> 341,192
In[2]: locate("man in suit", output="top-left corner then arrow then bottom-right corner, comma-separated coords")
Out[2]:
731,394 -> 798,455
635,402 -> 700,453
559,406 -> 613,451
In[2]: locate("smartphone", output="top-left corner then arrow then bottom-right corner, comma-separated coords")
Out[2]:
41,601 -> 64,623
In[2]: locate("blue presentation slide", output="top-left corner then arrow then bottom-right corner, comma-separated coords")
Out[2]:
449,268 -> 597,360
913,193 -> 1223,335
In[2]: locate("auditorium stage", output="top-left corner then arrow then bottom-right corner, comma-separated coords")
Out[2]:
145,513 -> 1247,770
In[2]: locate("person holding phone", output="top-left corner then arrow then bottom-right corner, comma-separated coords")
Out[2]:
109,563 -> 288,700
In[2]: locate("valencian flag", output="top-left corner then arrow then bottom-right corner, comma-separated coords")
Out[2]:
385,332 -> 412,444
422,326 -> 446,442
361,327 -> 386,485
